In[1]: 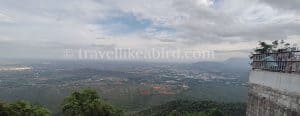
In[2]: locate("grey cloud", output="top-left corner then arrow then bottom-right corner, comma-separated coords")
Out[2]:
1,0 -> 300,60
90,44 -> 116,49
158,38 -> 177,43
260,0 -> 300,12
215,49 -> 252,54
163,0 -> 300,45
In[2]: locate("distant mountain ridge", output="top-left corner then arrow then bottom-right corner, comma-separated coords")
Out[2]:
190,57 -> 250,72
223,57 -> 250,70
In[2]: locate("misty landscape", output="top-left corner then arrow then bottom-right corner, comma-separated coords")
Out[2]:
0,58 -> 249,115
1,0 -> 300,116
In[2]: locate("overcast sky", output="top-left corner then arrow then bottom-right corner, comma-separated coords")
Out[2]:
0,0 -> 300,61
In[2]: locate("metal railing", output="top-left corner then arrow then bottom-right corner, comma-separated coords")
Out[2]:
251,51 -> 300,73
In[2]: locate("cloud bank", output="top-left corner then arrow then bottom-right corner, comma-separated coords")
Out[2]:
0,0 -> 300,60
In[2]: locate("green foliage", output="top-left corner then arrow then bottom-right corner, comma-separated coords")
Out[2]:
62,88 -> 123,116
9,101 -> 51,116
184,112 -> 208,116
167,110 -> 181,116
0,100 -> 50,116
137,100 -> 246,116
253,40 -> 297,54
167,108 -> 226,116
1,88 -> 123,116
0,101 -> 12,116
171,111 -> 207,116
254,41 -> 273,54
206,108 -> 226,116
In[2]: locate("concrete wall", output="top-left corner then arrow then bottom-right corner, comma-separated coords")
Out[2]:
247,70 -> 300,116
249,70 -> 300,94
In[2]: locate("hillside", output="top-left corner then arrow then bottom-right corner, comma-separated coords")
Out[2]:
137,100 -> 246,116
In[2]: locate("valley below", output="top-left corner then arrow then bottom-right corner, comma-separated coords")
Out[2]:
0,59 -> 249,115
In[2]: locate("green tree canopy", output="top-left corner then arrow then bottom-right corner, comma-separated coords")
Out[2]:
0,101 -> 12,116
253,40 -> 297,54
168,108 -> 226,116
0,100 -> 50,116
206,108 -> 226,116
62,88 -> 122,116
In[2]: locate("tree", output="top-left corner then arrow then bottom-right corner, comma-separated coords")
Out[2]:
272,40 -> 279,49
0,100 -> 50,116
0,101 -> 12,116
253,40 -> 297,55
168,110 -> 181,116
167,108 -> 226,116
62,88 -> 122,116
254,41 -> 273,54
207,108 -> 226,116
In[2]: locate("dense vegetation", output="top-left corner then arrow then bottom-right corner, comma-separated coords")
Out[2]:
62,88 -> 122,116
253,40 -> 296,54
167,108 -> 226,116
0,88 -> 246,116
137,100 -> 246,116
0,88 -> 122,116
0,100 -> 50,116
